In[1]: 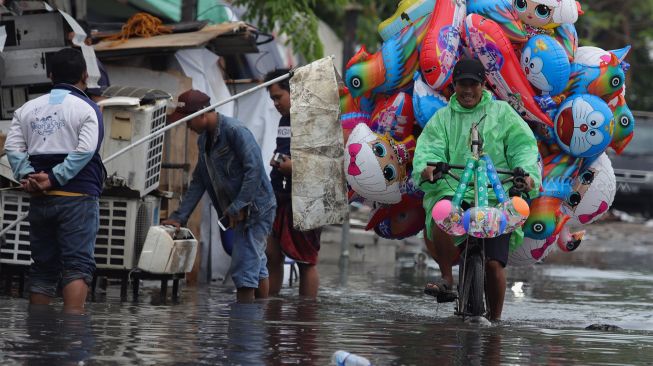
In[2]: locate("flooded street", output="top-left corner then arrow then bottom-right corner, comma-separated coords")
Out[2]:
1,220 -> 653,365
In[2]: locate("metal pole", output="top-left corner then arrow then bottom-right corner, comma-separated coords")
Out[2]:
102,72 -> 292,164
181,0 -> 197,22
340,218 -> 350,259
342,4 -> 363,72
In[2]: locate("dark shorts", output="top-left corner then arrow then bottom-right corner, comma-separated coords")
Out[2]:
272,194 -> 321,265
28,195 -> 99,297
444,196 -> 510,268
459,234 -> 511,268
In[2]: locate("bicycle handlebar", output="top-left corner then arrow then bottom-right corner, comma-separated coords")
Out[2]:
424,161 -> 530,195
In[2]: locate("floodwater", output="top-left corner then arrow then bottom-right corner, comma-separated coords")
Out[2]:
1,222 -> 653,365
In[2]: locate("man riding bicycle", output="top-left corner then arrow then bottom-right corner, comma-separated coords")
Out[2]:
412,58 -> 541,321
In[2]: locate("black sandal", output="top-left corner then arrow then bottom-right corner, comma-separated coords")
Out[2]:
424,281 -> 457,303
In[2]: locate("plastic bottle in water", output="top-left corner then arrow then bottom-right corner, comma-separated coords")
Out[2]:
331,350 -> 372,366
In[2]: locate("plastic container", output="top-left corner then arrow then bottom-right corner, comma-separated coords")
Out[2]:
331,350 -> 372,366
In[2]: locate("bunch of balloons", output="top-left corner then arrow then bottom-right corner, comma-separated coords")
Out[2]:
340,0 -> 632,265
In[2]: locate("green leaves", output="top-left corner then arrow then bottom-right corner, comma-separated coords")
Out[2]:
233,0 -> 325,61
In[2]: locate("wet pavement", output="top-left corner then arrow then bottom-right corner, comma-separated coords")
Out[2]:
1,220 -> 653,365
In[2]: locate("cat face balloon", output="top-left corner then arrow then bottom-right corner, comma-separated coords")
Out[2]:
345,123 -> 414,204
554,94 -> 614,158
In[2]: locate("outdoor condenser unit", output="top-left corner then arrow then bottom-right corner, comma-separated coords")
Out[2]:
0,12 -> 67,120
99,86 -> 171,197
0,191 -> 160,270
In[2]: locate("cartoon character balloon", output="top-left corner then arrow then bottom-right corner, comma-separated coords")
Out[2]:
510,236 -> 557,266
419,0 -> 466,90
467,0 -> 527,43
345,17 -> 429,97
513,0 -> 580,33
370,92 -> 415,140
523,177 -> 571,240
366,194 -> 426,239
568,153 -> 616,226
568,46 -> 631,100
607,93 -> 635,155
521,35 -> 570,96
345,123 -> 415,204
378,0 -> 435,41
465,13 -> 554,127
412,72 -> 448,127
554,94 -> 614,158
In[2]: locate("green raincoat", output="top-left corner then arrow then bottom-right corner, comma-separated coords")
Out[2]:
412,90 -> 542,251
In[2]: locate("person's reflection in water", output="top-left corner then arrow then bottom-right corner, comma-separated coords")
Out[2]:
452,328 -> 502,366
226,302 -> 269,364
26,305 -> 94,365
265,298 -> 319,365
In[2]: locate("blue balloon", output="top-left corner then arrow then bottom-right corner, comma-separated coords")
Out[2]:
412,72 -> 448,128
554,94 -> 614,158
521,35 -> 570,96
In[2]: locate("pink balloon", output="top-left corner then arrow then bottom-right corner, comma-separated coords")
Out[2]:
432,199 -> 453,221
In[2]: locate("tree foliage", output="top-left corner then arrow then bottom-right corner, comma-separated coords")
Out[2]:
576,0 -> 653,110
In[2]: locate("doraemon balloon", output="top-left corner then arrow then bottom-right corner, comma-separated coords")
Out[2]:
521,35 -> 570,96
554,94 -> 614,158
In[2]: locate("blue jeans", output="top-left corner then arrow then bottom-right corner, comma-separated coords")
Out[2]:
28,195 -> 99,297
229,208 -> 274,289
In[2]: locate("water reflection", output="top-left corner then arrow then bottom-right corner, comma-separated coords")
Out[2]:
0,259 -> 651,365
226,302 -> 267,365
24,305 -> 94,366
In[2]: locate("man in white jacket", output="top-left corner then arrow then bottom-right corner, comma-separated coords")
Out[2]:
5,48 -> 105,312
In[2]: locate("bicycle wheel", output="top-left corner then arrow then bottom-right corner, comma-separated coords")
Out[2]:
458,245 -> 485,317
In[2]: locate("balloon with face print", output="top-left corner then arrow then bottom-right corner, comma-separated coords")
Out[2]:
521,35 -> 570,96
554,94 -> 614,158
509,236 -> 557,266
607,93 -> 635,155
568,153 -> 616,226
523,177 -> 572,240
345,123 -> 415,204
567,46 -> 631,100
513,0 -> 580,31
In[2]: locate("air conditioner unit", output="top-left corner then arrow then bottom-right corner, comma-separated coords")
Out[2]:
0,191 -> 31,266
137,226 -> 198,274
99,87 -> 171,197
0,191 -> 161,270
95,195 -> 161,270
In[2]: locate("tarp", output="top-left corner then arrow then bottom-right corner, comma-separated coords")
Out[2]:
290,57 -> 348,230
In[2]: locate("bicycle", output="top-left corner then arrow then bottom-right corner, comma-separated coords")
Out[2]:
426,124 -> 530,320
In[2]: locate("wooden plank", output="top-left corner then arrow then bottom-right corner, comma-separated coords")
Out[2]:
94,22 -> 248,52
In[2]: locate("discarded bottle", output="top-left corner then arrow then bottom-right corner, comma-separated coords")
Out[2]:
331,350 -> 372,366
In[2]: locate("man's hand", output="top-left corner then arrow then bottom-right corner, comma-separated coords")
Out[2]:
161,218 -> 181,231
524,176 -> 535,191
421,166 -> 442,183
22,172 -> 52,193
225,209 -> 247,229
